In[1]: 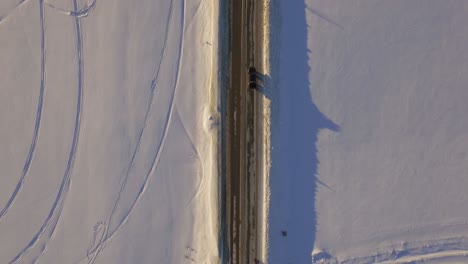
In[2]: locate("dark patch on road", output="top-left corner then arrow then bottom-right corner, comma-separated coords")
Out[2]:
225,0 -> 261,263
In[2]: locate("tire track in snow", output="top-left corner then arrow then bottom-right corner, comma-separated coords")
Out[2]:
104,0 -> 175,235
85,51 -> 168,263
44,0 -> 96,18
175,108 -> 206,212
0,0 -> 28,23
83,1 -> 175,259
85,1 -> 186,263
0,0 -> 46,221
9,0 -> 86,262
328,237 -> 468,264
0,0 -> 94,23
185,0 -> 202,30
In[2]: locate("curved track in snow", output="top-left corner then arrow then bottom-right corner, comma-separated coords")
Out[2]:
84,0 -> 186,263
176,109 -> 206,212
0,0 -> 46,222
10,0 -> 86,262
44,0 -> 96,18
0,0 -> 28,23
316,237 -> 468,264
101,0 -> 175,243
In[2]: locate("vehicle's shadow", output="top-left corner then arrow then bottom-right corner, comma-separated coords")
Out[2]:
267,0 -> 339,263
253,73 -> 271,99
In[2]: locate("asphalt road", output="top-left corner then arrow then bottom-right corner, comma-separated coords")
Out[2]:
226,0 -> 264,263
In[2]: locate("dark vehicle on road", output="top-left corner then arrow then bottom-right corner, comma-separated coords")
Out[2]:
249,66 -> 257,89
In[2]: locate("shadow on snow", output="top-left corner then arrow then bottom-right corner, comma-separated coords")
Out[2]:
267,0 -> 339,263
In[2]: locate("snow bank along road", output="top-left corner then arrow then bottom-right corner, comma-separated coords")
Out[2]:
0,0 -> 219,263
225,0 -> 266,263
267,1 -> 468,263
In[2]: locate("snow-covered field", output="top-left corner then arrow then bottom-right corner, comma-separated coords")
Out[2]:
0,0 -> 219,263
268,1 -> 468,263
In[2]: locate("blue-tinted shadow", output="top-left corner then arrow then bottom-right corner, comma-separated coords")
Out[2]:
268,0 -> 339,263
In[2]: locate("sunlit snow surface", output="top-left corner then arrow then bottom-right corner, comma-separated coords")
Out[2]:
268,1 -> 468,263
0,0 -> 218,263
